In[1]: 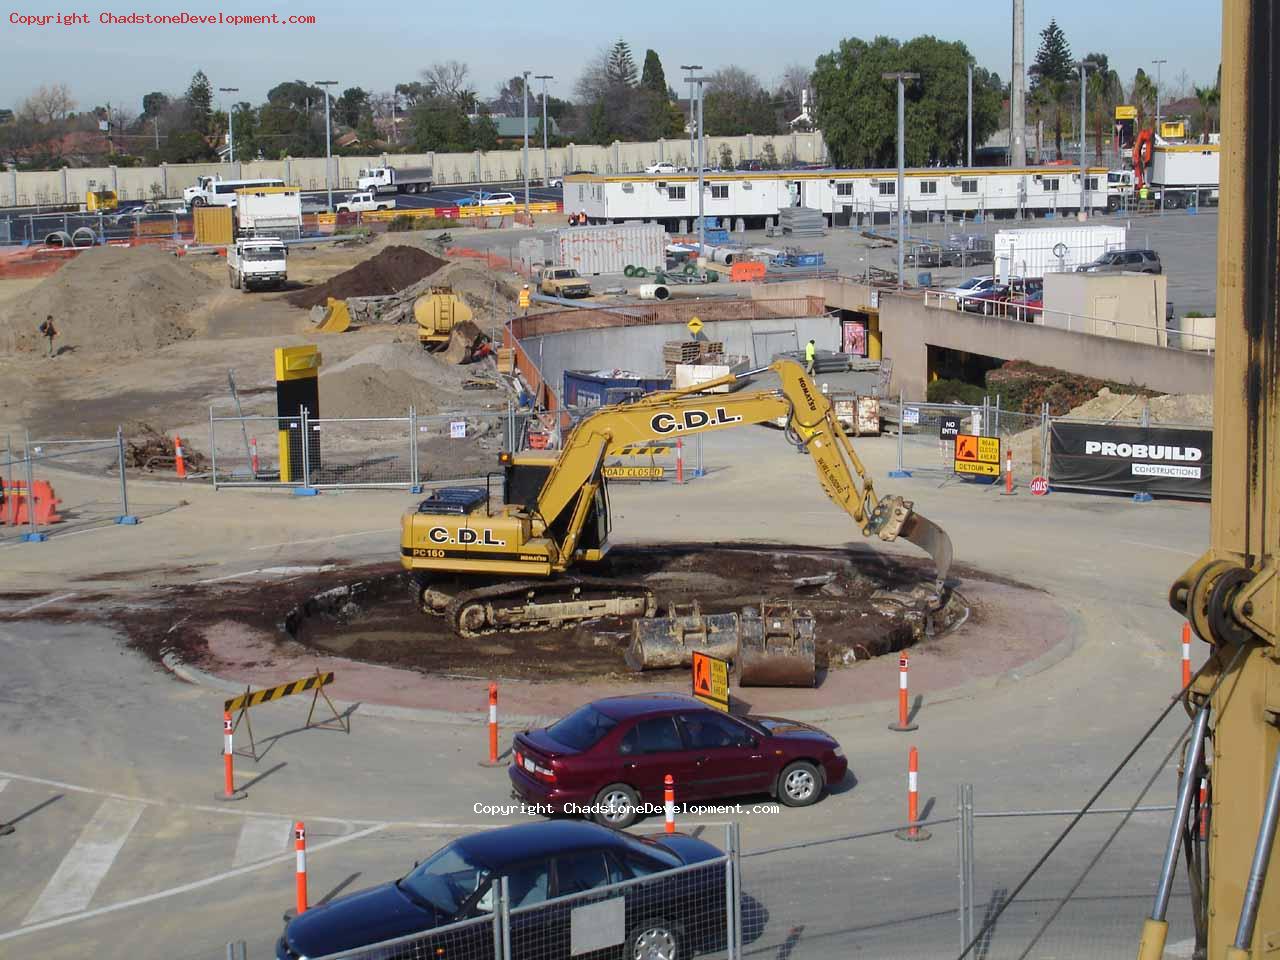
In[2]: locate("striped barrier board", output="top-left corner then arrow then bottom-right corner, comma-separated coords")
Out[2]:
225,671 -> 346,759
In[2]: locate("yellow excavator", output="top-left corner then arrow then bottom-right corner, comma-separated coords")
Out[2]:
1136,4 -> 1280,960
400,358 -> 952,637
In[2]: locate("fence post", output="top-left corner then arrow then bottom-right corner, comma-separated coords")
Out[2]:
957,784 -> 968,953
209,406 -> 218,491
695,432 -> 704,478
295,407 -> 317,496
994,393 -> 1001,435
116,427 -> 138,524
889,389 -> 911,478
22,429 -> 45,543
408,406 -> 422,493
499,876 -> 512,960
724,822 -> 739,960
492,874 -> 506,960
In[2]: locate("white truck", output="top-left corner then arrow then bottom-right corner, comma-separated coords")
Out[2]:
356,165 -> 433,195
236,188 -> 302,239
227,238 -> 288,292
334,192 -> 397,213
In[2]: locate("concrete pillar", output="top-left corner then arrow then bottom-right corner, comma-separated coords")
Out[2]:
568,143 -> 574,171
679,219 -> 688,234
61,167 -> 69,203
8,168 -> 16,205
161,162 -> 169,198
747,134 -> 754,160
111,165 -> 119,193
285,156 -> 292,183
658,139 -> 665,162
475,151 -> 482,183
613,140 -> 621,174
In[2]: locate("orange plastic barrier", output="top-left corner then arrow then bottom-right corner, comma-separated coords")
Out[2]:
0,479 -> 63,525
730,261 -> 767,282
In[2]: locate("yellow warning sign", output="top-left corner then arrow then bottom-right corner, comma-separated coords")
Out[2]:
602,465 -> 665,480
687,316 -> 703,336
953,432 -> 1001,477
692,650 -> 730,712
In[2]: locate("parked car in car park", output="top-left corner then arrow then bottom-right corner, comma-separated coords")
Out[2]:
480,192 -> 518,206
1075,249 -> 1163,274
509,694 -> 847,829
645,162 -> 677,175
962,277 -> 1043,316
943,276 -> 998,309
274,821 -> 726,960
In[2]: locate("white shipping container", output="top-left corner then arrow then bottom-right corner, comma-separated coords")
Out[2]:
556,223 -> 666,275
993,224 -> 1127,278
1152,147 -> 1219,188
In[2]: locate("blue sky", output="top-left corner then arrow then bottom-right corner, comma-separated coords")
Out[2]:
2,0 -> 1222,114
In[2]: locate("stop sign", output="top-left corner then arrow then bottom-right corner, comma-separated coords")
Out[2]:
1030,476 -> 1050,496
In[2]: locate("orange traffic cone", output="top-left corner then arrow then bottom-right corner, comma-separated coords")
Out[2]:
174,435 -> 188,479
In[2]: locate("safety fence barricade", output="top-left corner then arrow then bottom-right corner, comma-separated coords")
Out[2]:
224,670 -> 347,761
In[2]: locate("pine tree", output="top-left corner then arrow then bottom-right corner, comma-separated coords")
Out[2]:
1030,19 -> 1073,88
640,50 -> 667,96
606,39 -> 638,87
184,70 -> 214,135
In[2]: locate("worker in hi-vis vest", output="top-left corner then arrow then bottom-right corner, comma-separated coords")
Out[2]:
805,339 -> 817,375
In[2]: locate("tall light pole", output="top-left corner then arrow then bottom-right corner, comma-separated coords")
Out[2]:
535,75 -> 553,187
218,87 -> 239,165
966,63 -> 973,167
1010,0 -> 1026,166
680,64 -> 701,168
315,80 -> 338,211
522,70 -> 531,217
1151,58 -> 1167,132
685,71 -> 709,251
882,72 -> 919,290
1075,60 -> 1095,217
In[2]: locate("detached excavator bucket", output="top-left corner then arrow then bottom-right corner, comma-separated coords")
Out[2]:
626,600 -> 739,671
316,297 -> 351,333
738,602 -> 817,687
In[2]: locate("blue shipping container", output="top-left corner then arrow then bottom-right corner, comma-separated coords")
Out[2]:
563,370 -> 671,409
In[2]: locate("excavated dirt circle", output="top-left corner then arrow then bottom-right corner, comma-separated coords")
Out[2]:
278,545 -> 968,684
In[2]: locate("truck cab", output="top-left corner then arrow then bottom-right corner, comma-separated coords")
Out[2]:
227,238 -> 288,292
183,176 -> 219,208
539,267 -> 591,298
335,192 -> 396,213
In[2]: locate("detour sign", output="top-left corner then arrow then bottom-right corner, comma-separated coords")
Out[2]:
954,433 -> 1001,477
692,650 -> 730,712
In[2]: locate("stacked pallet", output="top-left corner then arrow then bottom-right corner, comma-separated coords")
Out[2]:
663,339 -> 725,377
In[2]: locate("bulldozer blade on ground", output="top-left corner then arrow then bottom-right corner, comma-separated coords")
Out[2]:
898,510 -> 954,584
738,602 -> 817,687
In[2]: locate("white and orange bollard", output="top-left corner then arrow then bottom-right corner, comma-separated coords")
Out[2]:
889,652 -> 918,732
217,711 -> 246,801
676,439 -> 685,485
664,774 -> 676,834
1182,623 -> 1193,688
895,747 -> 931,841
1199,777 -> 1209,839
174,435 -> 188,479
488,683 -> 499,763
250,437 -> 260,476
1000,448 -> 1015,495
295,822 -> 308,915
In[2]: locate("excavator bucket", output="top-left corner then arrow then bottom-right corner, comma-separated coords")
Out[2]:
738,602 -> 817,687
316,297 -> 351,333
626,600 -> 740,671
898,510 -> 954,585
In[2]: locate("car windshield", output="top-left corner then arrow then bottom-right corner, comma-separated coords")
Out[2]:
244,247 -> 284,261
956,277 -> 988,290
399,844 -> 490,917
546,705 -> 618,751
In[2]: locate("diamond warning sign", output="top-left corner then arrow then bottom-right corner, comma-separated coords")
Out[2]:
691,650 -> 730,712
954,433 -> 1001,477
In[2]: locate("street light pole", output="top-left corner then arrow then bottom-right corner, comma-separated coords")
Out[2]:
315,80 -> 338,211
680,65 -> 701,169
218,87 -> 239,165
522,70 -> 531,217
1151,58 -> 1167,131
882,72 -> 919,290
535,75 -> 553,187
1075,60 -> 1095,217
966,63 -> 973,167
685,72 -> 709,251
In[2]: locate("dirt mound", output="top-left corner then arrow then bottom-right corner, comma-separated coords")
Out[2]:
0,246 -> 214,354
432,263 -> 520,320
321,342 -> 473,418
287,246 -> 446,309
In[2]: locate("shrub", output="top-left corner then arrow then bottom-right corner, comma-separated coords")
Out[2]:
926,379 -> 987,406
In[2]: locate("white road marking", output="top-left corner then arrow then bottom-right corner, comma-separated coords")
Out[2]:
232,818 -> 290,867
24,798 -> 145,924
0,824 -> 386,942
1118,539 -> 1200,557
13,592 -> 76,616
0,778 -> 8,796
248,528 -> 398,551
193,564 -> 335,584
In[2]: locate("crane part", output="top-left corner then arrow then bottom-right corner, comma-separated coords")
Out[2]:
1133,128 -> 1155,192
738,602 -> 817,687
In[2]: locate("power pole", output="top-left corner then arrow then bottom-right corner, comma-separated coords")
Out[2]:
522,70 -> 531,217
684,71 -> 709,251
1011,0 -> 1026,166
882,72 -> 920,290
315,80 -> 337,211
219,87 -> 239,164
1152,58 -> 1168,130
536,75 -> 553,187
681,64 -> 701,169
1075,61 -> 1095,217
967,62 -> 974,167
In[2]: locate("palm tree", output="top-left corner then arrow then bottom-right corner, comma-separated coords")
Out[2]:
1130,70 -> 1158,129
1083,53 -> 1122,162
1194,84 -> 1220,139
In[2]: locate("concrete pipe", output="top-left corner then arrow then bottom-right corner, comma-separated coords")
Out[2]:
43,231 -> 73,248
698,244 -> 735,265
71,227 -> 98,247
638,283 -> 670,301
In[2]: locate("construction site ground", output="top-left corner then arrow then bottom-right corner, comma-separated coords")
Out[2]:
0,231 -> 1212,960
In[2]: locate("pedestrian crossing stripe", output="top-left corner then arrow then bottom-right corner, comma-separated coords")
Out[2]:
224,672 -> 335,713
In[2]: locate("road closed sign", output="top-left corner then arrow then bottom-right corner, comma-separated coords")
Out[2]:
691,650 -> 730,712
954,433 -> 1001,477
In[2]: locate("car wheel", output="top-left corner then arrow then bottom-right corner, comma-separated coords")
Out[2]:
592,783 -> 639,829
629,919 -> 683,960
778,761 -> 821,807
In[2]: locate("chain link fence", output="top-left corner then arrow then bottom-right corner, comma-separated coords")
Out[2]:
880,398 -> 1048,483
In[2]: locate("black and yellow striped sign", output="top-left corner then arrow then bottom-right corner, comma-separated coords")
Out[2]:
224,672 -> 334,713
612,445 -> 672,457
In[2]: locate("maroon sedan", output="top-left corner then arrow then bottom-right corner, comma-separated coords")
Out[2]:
509,694 -> 847,828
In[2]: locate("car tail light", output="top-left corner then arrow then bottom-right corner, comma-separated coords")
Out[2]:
514,750 -> 524,767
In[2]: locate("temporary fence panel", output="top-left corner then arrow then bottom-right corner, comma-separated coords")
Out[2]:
880,399 -> 1048,484
308,416 -> 417,488
209,414 -> 289,487
416,411 -> 512,484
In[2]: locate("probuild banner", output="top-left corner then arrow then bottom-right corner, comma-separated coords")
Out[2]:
1049,422 -> 1211,499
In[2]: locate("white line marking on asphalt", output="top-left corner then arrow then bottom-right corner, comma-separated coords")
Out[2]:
0,778 -> 8,795
24,797 -> 146,925
1118,539 -> 1200,557
248,528 -> 398,551
193,564 -> 336,584
0,824 -> 386,942
232,817 -> 291,867
13,593 -> 77,616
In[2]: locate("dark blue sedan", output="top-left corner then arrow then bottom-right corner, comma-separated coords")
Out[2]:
276,820 -> 725,960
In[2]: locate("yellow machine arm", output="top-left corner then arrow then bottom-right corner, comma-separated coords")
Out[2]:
535,359 -> 953,581
1137,5 -> 1280,960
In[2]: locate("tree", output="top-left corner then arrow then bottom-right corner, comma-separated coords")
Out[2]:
1194,83 -> 1220,138
266,80 -> 322,113
422,60 -> 471,101
336,87 -> 369,128
640,50 -> 667,96
472,108 -> 499,152
20,84 -> 76,125
395,82 -> 431,109
184,70 -> 214,135
1130,68 -> 1158,128
141,91 -> 169,119
1030,19 -> 1073,89
606,39 -> 638,86
703,66 -> 777,136
776,63 -> 812,127
228,101 -> 258,159
761,141 -> 779,169
575,43 -> 648,144
1083,53 -> 1123,162
813,35 -> 1002,167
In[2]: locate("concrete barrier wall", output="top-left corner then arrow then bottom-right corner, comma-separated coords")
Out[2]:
525,312 -> 842,404
0,133 -> 827,207
877,293 -> 1214,399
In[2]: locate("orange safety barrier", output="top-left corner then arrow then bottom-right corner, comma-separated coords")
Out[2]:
729,261 -> 766,281
0,479 -> 63,525
527,432 -> 549,450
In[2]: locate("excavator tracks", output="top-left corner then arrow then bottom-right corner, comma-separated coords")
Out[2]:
444,577 -> 658,638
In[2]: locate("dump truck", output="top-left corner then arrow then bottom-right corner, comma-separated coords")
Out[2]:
227,237 -> 287,292
400,358 -> 952,636
539,267 -> 591,298
356,164 -> 433,195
